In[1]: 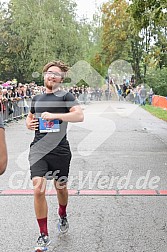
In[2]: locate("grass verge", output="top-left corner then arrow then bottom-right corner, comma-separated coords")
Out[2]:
143,104 -> 167,121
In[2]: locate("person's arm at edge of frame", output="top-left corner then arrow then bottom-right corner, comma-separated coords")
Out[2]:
41,105 -> 84,123
0,128 -> 7,175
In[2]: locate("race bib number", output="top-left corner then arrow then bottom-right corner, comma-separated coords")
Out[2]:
38,117 -> 60,133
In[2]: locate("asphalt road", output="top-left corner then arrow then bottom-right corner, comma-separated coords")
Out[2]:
0,100 -> 167,252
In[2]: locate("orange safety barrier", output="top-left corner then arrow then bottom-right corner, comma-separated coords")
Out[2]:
152,95 -> 167,109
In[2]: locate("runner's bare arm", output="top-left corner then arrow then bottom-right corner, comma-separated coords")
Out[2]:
0,128 -> 7,175
41,105 -> 84,122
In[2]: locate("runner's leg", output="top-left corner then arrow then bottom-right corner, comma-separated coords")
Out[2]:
33,177 -> 48,235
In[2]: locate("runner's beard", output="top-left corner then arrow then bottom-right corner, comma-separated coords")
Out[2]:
45,80 -> 60,91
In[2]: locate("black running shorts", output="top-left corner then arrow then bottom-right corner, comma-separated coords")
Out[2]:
29,140 -> 72,181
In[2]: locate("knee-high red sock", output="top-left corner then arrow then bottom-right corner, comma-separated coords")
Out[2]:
37,217 -> 48,236
58,204 -> 67,217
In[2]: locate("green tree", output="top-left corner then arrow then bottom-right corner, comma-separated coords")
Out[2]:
0,0 -> 94,82
100,0 -> 144,84
101,0 -> 130,65
146,67 -> 167,96
128,0 -> 167,72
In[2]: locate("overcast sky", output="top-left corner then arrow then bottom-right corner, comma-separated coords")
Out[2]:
0,0 -> 107,20
75,0 -> 106,20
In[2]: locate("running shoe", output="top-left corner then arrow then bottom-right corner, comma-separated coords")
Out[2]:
35,233 -> 51,251
58,216 -> 69,233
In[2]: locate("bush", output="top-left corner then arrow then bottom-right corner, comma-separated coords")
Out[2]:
146,67 -> 167,96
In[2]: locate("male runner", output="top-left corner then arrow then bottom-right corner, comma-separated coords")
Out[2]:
26,60 -> 84,251
0,114 -> 7,175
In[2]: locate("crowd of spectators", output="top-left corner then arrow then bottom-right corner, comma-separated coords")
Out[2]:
116,79 -> 154,106
0,77 -> 154,123
0,81 -> 45,122
0,80 -> 108,123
